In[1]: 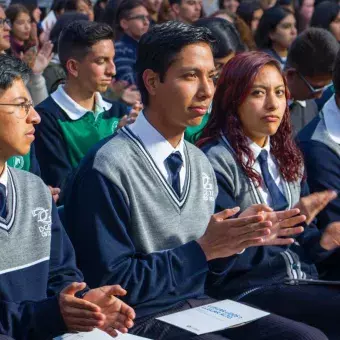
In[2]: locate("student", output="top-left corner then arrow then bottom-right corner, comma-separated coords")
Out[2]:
0,6 -> 10,54
0,53 -> 135,340
255,6 -> 297,69
284,28 -> 338,134
298,49 -> 340,279
114,0 -> 150,86
296,0 -> 314,32
64,21 -> 326,340
185,17 -> 244,143
169,0 -> 202,24
34,20 -> 138,199
310,1 -> 340,41
236,1 -> 263,34
200,51 -> 340,339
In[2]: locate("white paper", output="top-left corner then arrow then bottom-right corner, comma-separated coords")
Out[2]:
157,299 -> 269,335
41,10 -> 57,32
54,328 -> 151,340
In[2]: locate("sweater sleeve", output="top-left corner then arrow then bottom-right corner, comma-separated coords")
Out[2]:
27,74 -> 49,106
64,168 -> 209,306
47,202 -> 84,297
34,107 -> 73,192
300,140 -> 340,231
0,296 -> 67,340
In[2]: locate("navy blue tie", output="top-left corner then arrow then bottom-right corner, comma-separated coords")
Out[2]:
257,150 -> 288,211
165,151 -> 183,197
0,184 -> 7,218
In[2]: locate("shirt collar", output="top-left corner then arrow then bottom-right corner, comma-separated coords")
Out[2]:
288,99 -> 307,108
51,85 -> 112,120
248,137 -> 271,160
129,111 -> 185,164
323,94 -> 340,144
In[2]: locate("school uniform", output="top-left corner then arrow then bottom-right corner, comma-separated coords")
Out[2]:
34,85 -> 127,194
202,134 -> 340,339
298,94 -> 340,279
0,165 -> 84,339
64,112 -> 326,340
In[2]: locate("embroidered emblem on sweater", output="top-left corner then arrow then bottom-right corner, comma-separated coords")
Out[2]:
12,156 -> 24,169
32,208 -> 51,237
202,172 -> 214,201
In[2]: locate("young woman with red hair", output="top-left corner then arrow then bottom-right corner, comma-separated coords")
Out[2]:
199,51 -> 340,339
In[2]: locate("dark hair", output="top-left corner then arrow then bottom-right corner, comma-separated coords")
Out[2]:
58,20 -> 114,71
169,0 -> 181,6
51,0 -> 66,14
10,0 -> 38,16
310,1 -> 340,33
64,0 -> 92,11
333,49 -> 340,94
286,27 -> 339,76
218,0 -> 239,10
115,0 -> 145,36
94,0 -> 109,21
198,51 -> 304,185
194,17 -> 244,58
50,12 -> 89,53
255,6 -> 292,48
236,1 -> 261,28
0,54 -> 31,90
136,21 -> 215,106
6,4 -> 30,24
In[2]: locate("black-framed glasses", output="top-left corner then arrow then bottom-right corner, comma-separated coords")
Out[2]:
127,15 -> 150,22
0,18 -> 11,28
0,101 -> 33,119
297,71 -> 331,94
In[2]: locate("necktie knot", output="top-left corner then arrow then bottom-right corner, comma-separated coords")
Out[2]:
165,151 -> 183,197
258,149 -> 269,164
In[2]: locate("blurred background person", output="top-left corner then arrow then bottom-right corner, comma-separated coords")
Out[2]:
296,0 -> 314,32
255,6 -> 297,68
142,0 -> 162,23
64,0 -> 94,20
218,0 -> 239,13
169,0 -> 202,24
236,1 -> 263,34
311,1 -> 340,42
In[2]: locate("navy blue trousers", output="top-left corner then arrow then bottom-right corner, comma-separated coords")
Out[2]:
131,298 -> 327,339
240,284 -> 340,340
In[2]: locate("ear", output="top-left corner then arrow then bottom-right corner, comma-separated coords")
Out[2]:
268,30 -> 276,41
142,69 -> 160,98
66,59 -> 80,78
120,18 -> 129,31
171,3 -> 180,16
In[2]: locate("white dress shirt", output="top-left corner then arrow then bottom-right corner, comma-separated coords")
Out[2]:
323,94 -> 340,144
51,85 -> 112,120
249,138 -> 285,206
129,112 -> 186,193
0,163 -> 8,196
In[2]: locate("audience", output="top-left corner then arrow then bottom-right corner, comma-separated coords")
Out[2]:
255,6 -> 297,68
63,21 -> 330,340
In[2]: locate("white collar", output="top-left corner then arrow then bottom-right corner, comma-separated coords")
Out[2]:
51,85 -> 112,120
0,164 -> 8,196
288,99 -> 307,108
248,137 -> 271,160
129,111 -> 185,164
323,94 -> 340,144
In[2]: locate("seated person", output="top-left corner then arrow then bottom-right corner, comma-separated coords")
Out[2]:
0,54 -> 135,339
63,21 -> 326,340
298,48 -> 340,279
35,20 -> 138,198
114,0 -> 150,86
200,51 -> 340,340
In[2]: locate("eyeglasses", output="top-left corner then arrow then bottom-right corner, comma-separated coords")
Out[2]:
127,15 -> 150,22
297,71 -> 331,94
0,18 -> 11,28
0,101 -> 34,119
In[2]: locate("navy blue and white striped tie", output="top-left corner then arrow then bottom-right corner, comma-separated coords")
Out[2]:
165,151 -> 183,198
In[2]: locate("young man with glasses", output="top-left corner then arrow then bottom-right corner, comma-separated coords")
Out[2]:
0,53 -> 136,339
114,0 -> 150,86
285,28 -> 339,136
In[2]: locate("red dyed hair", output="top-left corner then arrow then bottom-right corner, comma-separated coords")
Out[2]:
198,51 -> 304,185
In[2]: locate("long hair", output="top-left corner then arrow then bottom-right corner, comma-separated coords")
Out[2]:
198,51 -> 304,185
